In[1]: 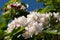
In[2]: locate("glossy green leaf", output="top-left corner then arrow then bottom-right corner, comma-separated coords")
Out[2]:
13,26 -> 25,35
43,29 -> 58,35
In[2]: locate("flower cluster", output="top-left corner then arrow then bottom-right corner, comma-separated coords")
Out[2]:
7,2 -> 27,10
53,12 -> 60,21
6,11 -> 60,39
22,12 -> 52,39
7,16 -> 27,33
3,2 -> 28,12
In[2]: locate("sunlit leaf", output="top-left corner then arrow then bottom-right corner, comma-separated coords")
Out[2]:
13,26 -> 25,35
43,29 -> 58,35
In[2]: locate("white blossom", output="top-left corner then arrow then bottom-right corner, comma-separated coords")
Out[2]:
53,12 -> 60,21
20,5 -> 26,10
45,12 -> 52,18
13,2 -> 21,6
7,16 -> 26,33
22,22 -> 43,39
7,5 -> 11,9
26,4 -> 29,8
27,11 -> 40,23
7,11 -> 60,39
22,12 -> 49,39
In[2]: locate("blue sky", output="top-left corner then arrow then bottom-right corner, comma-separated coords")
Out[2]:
21,0 -> 44,11
0,0 -> 44,15
0,0 -> 9,15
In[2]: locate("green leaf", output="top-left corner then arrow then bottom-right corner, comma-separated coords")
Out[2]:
13,26 -> 25,35
39,6 -> 54,13
43,29 -> 58,35
0,16 -> 7,30
54,22 -> 60,32
4,26 -> 25,40
2,10 -> 11,16
36,0 -> 60,12
2,10 -> 11,19
2,10 -> 11,24
0,21 -> 6,29
0,30 -> 4,40
6,26 -> 25,37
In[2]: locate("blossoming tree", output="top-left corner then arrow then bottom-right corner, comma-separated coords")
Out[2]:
0,0 -> 60,40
